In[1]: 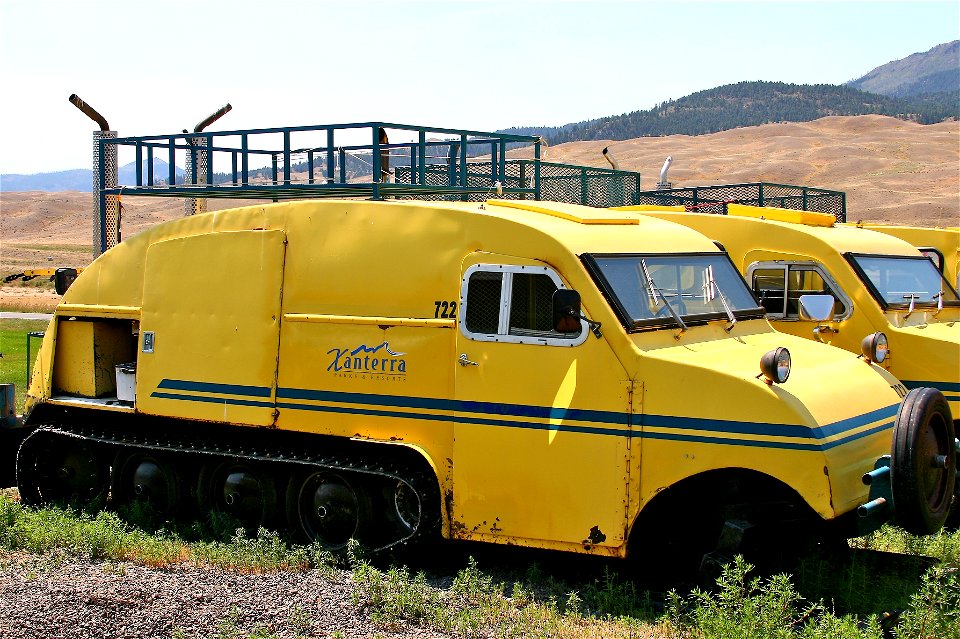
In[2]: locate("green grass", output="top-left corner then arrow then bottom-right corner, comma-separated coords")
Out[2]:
3,492 -> 960,638
0,319 -> 49,414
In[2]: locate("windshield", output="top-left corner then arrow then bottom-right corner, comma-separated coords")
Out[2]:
848,254 -> 960,309
585,253 -> 764,329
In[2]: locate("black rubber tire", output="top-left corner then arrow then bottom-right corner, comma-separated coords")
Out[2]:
890,387 -> 956,535
111,450 -> 183,518
197,460 -> 278,533
285,471 -> 371,551
16,431 -> 109,508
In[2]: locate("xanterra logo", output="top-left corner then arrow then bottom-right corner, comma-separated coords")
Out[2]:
326,342 -> 408,380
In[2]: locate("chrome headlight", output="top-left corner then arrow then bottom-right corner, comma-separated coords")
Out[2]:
760,347 -> 791,385
861,332 -> 889,364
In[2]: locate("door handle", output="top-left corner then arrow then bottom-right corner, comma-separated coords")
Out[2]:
458,353 -> 479,367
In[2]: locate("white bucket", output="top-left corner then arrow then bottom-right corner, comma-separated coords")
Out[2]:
115,363 -> 136,403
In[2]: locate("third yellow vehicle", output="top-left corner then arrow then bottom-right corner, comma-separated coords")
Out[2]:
623,204 -> 960,421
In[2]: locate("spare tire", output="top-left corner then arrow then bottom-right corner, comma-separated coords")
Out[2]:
890,387 -> 956,535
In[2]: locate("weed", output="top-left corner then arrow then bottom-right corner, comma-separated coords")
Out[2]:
287,604 -> 312,636
666,555 -> 863,639
896,564 -> 960,639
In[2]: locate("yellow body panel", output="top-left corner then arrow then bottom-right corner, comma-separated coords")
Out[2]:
629,208 -> 960,416
728,203 -> 836,227
25,199 -> 912,555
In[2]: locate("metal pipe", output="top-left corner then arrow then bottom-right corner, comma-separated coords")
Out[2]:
601,147 -> 620,170
862,465 -> 890,485
193,103 -> 232,133
857,497 -> 887,517
379,127 -> 390,180
657,156 -> 673,189
68,94 -> 109,131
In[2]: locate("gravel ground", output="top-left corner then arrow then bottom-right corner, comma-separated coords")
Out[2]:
0,552 -> 448,639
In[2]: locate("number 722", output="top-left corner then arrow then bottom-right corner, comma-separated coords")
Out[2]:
434,300 -> 458,319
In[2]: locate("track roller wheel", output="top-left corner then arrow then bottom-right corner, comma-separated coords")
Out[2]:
16,433 -> 109,508
287,471 -> 371,551
111,451 -> 183,519
198,460 -> 278,533
388,478 -> 422,534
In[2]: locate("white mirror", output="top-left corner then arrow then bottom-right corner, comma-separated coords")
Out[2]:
798,294 -> 835,321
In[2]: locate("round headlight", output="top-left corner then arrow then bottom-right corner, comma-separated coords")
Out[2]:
760,347 -> 791,385
861,332 -> 889,363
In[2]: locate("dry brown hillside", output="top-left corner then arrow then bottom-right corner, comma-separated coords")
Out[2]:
2,114 -> 958,284
533,115 -> 959,227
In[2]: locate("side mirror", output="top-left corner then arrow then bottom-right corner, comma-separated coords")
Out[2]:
552,289 -> 583,333
798,294 -> 835,322
54,268 -> 78,295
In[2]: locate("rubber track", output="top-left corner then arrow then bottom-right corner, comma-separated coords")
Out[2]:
20,423 -> 440,553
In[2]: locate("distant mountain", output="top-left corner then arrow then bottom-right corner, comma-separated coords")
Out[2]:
0,169 -> 91,192
500,81 -> 957,146
847,40 -> 959,97
0,158 -> 184,192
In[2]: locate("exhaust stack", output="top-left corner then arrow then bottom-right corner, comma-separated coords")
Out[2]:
68,94 -> 118,257
68,94 -> 110,131
184,104 -> 232,216
602,147 -> 620,170
657,156 -> 673,190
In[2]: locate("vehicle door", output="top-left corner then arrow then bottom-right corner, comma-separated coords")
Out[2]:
137,229 -> 286,426
451,253 -> 634,552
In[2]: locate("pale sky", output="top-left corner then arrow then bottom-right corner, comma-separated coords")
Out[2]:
0,0 -> 957,174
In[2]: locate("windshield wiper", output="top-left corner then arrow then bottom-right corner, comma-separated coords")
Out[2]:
703,264 -> 737,332
640,259 -> 687,334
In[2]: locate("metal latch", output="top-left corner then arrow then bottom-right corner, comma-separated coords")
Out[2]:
458,353 -> 479,367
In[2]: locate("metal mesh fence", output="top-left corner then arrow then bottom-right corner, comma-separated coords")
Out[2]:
93,131 -> 119,257
635,183 -> 846,222
394,160 -> 639,208
183,136 -> 209,216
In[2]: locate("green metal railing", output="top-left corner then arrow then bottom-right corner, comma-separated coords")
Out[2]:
94,121 -> 643,252
635,182 -> 847,222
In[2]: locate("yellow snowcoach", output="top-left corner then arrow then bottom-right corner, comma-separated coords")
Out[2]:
7,197 -> 955,562
2,123 -> 955,566
622,205 -> 960,422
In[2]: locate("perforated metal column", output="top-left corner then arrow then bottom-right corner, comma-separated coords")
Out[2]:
184,136 -> 208,215
92,131 -> 119,257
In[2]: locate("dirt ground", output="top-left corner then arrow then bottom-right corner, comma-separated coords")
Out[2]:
2,114 -> 957,310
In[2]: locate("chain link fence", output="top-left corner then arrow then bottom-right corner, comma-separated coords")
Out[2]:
395,160 -> 640,208
635,183 -> 846,222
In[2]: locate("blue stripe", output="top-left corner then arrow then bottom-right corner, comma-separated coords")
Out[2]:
155,379 -> 897,451
902,380 -> 960,393
158,379 -> 272,398
277,401 -> 630,437
151,392 -> 275,408
277,388 -> 625,424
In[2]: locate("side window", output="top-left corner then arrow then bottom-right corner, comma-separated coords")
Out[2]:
509,273 -> 559,336
919,248 -> 944,272
752,268 -> 787,315
787,267 -> 847,316
461,265 -> 586,346
464,271 -> 503,334
749,263 -> 848,319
